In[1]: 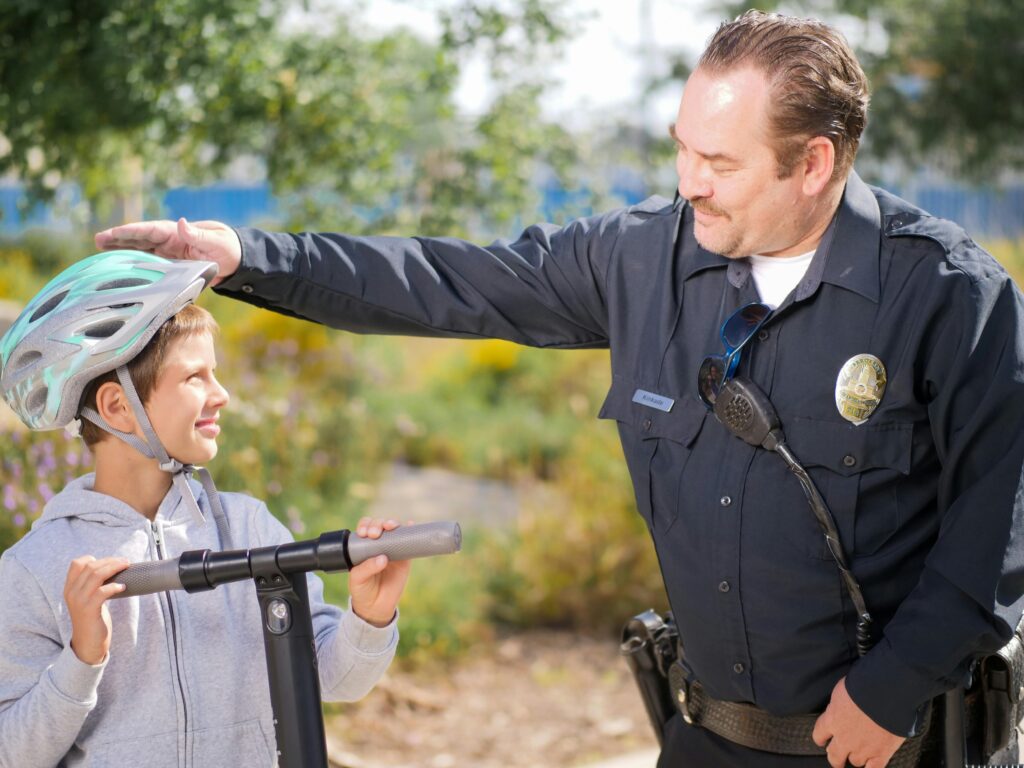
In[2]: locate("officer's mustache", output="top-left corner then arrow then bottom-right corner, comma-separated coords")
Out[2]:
690,198 -> 731,219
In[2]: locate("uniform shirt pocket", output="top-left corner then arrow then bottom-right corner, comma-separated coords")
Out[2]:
600,377 -> 707,531
785,415 -> 913,558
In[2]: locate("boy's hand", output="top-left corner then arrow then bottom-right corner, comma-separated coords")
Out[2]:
94,218 -> 241,286
348,518 -> 413,628
64,556 -> 129,666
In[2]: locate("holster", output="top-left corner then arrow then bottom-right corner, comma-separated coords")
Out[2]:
620,609 -> 679,746
978,616 -> 1024,758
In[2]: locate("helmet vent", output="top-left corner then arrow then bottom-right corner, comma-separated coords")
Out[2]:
13,350 -> 43,371
26,386 -> 47,417
82,320 -> 126,339
30,290 -> 69,322
98,278 -> 150,291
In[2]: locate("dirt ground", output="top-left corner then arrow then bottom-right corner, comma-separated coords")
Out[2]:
326,630 -> 659,768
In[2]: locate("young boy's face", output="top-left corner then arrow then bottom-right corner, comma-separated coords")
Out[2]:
144,331 -> 229,465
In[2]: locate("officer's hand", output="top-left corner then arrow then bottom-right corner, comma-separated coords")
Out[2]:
348,518 -> 412,628
64,556 -> 129,666
812,677 -> 905,768
94,218 -> 241,286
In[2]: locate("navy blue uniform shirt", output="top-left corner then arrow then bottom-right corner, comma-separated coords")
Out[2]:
218,172 -> 1024,735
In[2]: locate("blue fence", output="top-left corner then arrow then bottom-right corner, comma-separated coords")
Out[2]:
2,180 -> 1022,241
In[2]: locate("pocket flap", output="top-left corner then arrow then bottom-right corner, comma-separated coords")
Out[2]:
599,376 -> 706,446
785,415 -> 912,476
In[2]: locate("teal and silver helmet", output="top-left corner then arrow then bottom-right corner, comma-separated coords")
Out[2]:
0,251 -> 218,431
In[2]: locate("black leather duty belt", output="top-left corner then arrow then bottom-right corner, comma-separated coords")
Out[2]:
667,662 -> 935,766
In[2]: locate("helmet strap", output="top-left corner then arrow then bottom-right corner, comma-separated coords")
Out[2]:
78,365 -> 232,548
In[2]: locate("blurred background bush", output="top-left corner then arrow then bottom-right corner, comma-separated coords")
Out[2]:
1,0 -> 1022,665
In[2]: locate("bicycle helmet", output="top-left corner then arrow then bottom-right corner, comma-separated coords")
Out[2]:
0,250 -> 217,431
0,251 -> 231,543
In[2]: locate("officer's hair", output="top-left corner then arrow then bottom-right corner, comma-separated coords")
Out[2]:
79,304 -> 219,447
698,10 -> 869,183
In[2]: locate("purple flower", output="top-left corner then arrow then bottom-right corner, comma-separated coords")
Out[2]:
3,484 -> 16,511
286,506 -> 306,535
37,483 -> 54,502
12,513 -> 25,527
65,451 -> 79,467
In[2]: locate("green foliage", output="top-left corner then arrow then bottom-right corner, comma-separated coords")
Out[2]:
0,230 -> 89,284
363,340 -> 610,481
0,0 -> 584,235
0,0 -> 283,215
482,420 -> 666,633
984,238 -> 1024,288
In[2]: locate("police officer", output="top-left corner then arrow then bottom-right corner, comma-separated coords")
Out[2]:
96,11 -> 1024,767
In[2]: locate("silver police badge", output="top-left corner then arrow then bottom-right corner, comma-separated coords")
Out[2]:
835,354 -> 886,425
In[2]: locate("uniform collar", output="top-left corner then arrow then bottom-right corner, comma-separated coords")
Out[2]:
680,172 -> 882,305
815,171 -> 882,304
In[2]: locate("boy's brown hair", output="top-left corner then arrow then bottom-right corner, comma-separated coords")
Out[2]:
79,303 -> 219,447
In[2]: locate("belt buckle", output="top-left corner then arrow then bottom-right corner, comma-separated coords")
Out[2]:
676,677 -> 694,725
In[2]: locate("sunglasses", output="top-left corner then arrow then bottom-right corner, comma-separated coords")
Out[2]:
697,302 -> 772,408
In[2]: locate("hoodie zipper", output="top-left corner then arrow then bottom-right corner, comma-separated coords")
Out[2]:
152,520 -> 189,766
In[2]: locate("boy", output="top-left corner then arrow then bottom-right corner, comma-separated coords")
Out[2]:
0,251 -> 409,767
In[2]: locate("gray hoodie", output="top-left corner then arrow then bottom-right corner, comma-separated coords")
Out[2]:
0,474 -> 398,768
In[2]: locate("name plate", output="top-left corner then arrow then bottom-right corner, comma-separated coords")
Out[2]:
632,389 -> 675,412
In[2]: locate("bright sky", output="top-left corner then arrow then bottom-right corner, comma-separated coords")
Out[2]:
358,0 -> 722,127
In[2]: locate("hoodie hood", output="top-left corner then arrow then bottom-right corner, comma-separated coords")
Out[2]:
35,472 -> 206,529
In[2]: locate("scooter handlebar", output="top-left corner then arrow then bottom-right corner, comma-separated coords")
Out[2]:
346,521 -> 462,566
109,521 -> 462,599
112,558 -> 184,597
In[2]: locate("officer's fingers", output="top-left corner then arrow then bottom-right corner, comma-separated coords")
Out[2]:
177,218 -> 209,254
811,712 -> 832,747
380,519 -> 400,531
825,740 -> 849,768
355,517 -> 373,537
95,221 -> 177,251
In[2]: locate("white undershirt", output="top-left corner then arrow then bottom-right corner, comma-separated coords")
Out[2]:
747,250 -> 816,308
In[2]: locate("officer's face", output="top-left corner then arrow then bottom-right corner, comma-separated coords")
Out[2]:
673,66 -> 821,259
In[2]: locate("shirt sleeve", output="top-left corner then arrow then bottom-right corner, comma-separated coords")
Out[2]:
0,551 -> 106,768
214,213 -> 623,349
252,504 -> 398,703
846,269 -> 1024,735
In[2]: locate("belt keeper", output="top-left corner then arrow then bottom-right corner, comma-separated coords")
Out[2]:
676,677 -> 694,724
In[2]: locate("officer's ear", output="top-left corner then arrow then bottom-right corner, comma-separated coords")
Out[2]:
799,136 -> 836,197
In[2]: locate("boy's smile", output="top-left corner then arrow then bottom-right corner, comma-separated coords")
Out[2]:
144,331 -> 229,465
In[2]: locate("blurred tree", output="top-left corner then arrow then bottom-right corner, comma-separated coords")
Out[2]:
711,0 -> 1024,180
0,1 -> 285,220
0,0 -> 577,234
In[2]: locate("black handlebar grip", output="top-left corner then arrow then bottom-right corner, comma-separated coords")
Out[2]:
346,521 -> 462,567
108,559 -> 183,598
